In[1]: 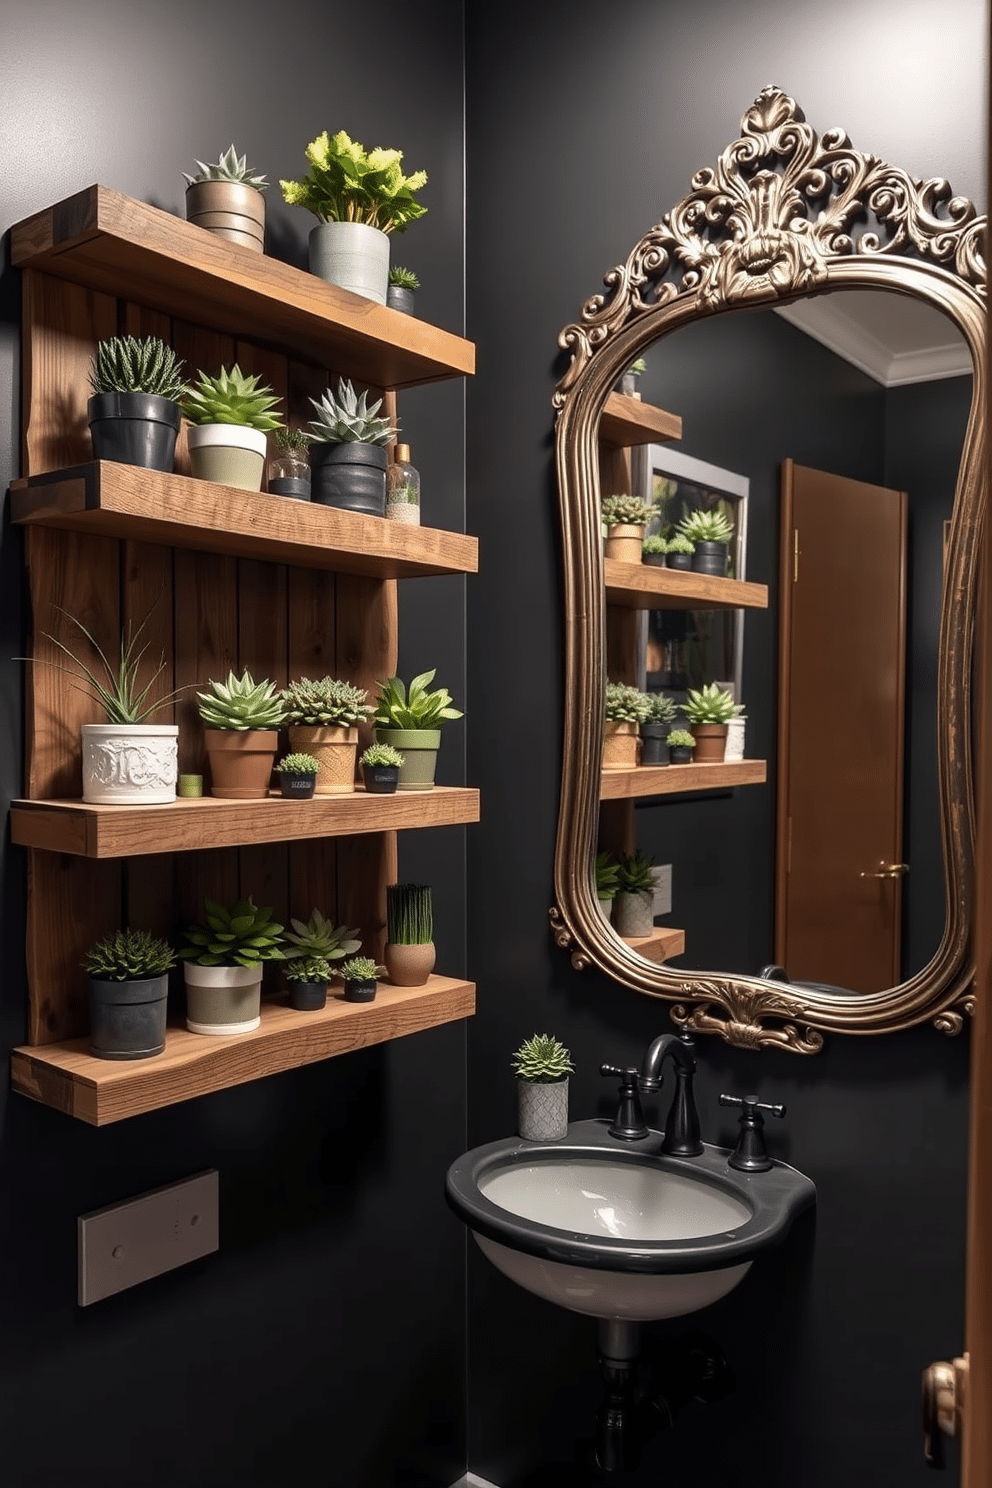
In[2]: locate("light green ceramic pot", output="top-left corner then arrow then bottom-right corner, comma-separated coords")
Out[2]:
373,727 -> 441,791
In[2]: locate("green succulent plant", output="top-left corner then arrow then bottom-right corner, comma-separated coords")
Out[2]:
374,670 -> 463,729
388,265 -> 420,290
280,676 -> 373,728
643,692 -> 678,725
360,742 -> 405,768
89,335 -> 187,401
82,928 -> 176,981
595,850 -> 621,903
183,365 -> 283,431
601,494 -> 652,528
279,130 -> 427,233
179,897 -> 286,968
604,681 -> 652,724
666,533 -> 696,555
276,752 -> 321,775
617,849 -> 657,894
667,728 -> 696,749
275,427 -> 312,454
642,534 -> 668,555
511,1033 -> 575,1084
626,357 -> 647,376
307,378 -> 397,446
184,144 -> 268,191
284,954 -> 332,984
284,909 -> 360,964
38,609 -> 187,725
677,508 -> 735,545
386,883 -> 433,945
683,682 -> 743,725
197,670 -> 286,730
340,955 -> 382,982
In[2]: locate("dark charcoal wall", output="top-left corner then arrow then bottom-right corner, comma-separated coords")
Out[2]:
463,2 -> 982,1485
0,5 -> 468,1487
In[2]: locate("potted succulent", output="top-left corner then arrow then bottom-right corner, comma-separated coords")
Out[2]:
179,896 -> 285,1036
677,508 -> 735,576
284,907 -> 361,972
182,364 -> 284,492
384,882 -> 435,987
267,428 -> 311,501
613,850 -> 657,938
197,669 -> 286,798
641,533 -> 668,567
618,356 -> 646,398
640,692 -> 678,765
603,680 -> 651,769
88,334 -> 187,472
306,377 -> 397,515
602,494 -> 652,562
183,144 -> 268,253
360,741 -> 404,794
82,928 -> 176,1061
36,609 -> 183,805
665,532 -> 696,571
595,849 -> 621,924
281,676 -> 374,795
275,751 -> 321,799
284,954 -> 333,1012
387,265 -> 420,315
512,1033 -> 574,1142
373,669 -> 463,791
667,727 -> 696,764
339,955 -> 383,1004
280,129 -> 428,304
683,681 -> 743,762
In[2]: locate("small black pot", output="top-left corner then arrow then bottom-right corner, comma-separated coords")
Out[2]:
280,771 -> 317,799
289,979 -> 328,1011
88,392 -> 182,472
362,763 -> 400,794
667,551 -> 694,571
643,552 -> 667,567
88,974 -> 169,1060
640,725 -> 671,766
310,443 -> 388,516
670,745 -> 694,763
692,540 -> 729,576
269,477 -> 311,501
343,977 -> 377,1003
387,285 -> 416,315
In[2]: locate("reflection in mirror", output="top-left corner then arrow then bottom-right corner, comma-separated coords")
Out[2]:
551,88 -> 985,1053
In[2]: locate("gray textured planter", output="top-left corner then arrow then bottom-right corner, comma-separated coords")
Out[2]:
614,889 -> 655,938
518,1078 -> 569,1141
309,221 -> 389,304
310,442 -> 388,516
667,551 -> 694,571
88,974 -> 169,1060
640,724 -> 671,766
387,285 -> 416,315
88,392 -> 182,471
269,477 -> 311,501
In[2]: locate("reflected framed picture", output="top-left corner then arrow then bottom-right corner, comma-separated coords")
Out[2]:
637,445 -> 750,702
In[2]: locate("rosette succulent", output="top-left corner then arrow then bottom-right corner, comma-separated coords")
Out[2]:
184,144 -> 268,191
82,928 -> 176,981
179,897 -> 286,968
284,909 -> 360,964
683,682 -> 743,725
197,670 -> 286,730
677,509 -> 734,545
511,1033 -> 575,1083
183,365 -> 283,432
307,378 -> 396,447
280,676 -> 373,728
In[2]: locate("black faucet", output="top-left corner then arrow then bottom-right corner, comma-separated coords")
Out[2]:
601,1028 -> 703,1155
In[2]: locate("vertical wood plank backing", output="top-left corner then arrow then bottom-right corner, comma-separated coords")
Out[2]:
173,549 -> 239,776
26,851 -> 122,1045
21,271 -> 115,475
598,800 -> 636,858
606,605 -> 640,687
286,563 -> 340,938
598,444 -> 633,503
171,322 -> 235,478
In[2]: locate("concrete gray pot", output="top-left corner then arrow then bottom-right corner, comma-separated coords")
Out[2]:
310,442 -> 388,515
518,1078 -> 569,1141
614,889 -> 654,938
309,221 -> 389,304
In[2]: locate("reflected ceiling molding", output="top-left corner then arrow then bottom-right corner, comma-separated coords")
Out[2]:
775,296 -> 973,387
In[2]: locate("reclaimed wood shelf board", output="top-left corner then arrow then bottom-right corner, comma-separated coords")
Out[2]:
11,185 -> 475,389
599,394 -> 682,447
604,560 -> 768,611
10,787 -> 481,859
10,464 -> 478,579
620,927 -> 686,963
600,761 -> 767,800
11,976 -> 476,1126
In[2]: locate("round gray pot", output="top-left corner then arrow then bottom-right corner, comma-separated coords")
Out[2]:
517,1078 -> 569,1141
290,979 -> 328,1012
310,443 -> 388,516
640,724 -> 671,766
309,221 -> 389,304
185,181 -> 265,253
88,974 -> 169,1060
387,285 -> 416,315
88,392 -> 182,471
614,890 -> 655,937
692,540 -> 729,576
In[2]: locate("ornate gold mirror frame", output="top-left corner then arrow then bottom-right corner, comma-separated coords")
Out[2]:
550,87 -> 986,1053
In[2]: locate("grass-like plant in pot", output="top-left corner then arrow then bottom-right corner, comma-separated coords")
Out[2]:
667,727 -> 696,763
88,334 -> 187,472
339,954 -> 383,1004
683,682 -> 743,762
665,531 -> 696,571
179,896 -> 285,1036
614,849 -> 657,938
182,364 -> 284,492
184,144 -> 268,253
601,494 -> 653,562
373,669 -> 463,791
280,129 -> 428,303
268,428 -> 312,502
603,680 -> 652,769
197,669 -> 286,799
677,508 -> 735,576
512,1033 -> 575,1141
82,928 -> 176,1061
306,377 -> 398,515
387,264 -> 420,315
281,675 -> 374,795
384,882 -> 435,987
641,691 -> 678,766
275,751 -> 321,800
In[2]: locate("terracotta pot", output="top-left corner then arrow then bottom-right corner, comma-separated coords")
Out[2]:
384,941 -> 436,987
204,729 -> 279,798
287,725 -> 358,794
690,723 -> 728,762
602,721 -> 639,769
604,524 -> 645,563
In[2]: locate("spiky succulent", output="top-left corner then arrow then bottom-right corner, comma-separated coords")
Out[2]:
604,681 -> 652,724
183,365 -> 283,431
284,909 -> 360,964
275,427 -> 312,453
284,954 -> 333,984
677,508 -> 734,544
617,850 -> 657,894
511,1033 -> 574,1084
340,956 -> 382,982
280,130 -> 427,234
276,752 -> 321,775
360,742 -> 405,768
644,692 -> 678,725
386,883 -> 433,945
82,928 -> 176,981
89,335 -> 187,401
683,682 -> 743,725
197,670 -> 286,730
374,670 -> 463,729
602,494 -> 652,528
179,897 -> 285,967
388,265 -> 420,290
281,676 -> 373,728
308,378 -> 397,447
184,144 -> 268,191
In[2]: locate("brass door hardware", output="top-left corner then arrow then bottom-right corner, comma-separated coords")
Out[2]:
859,861 -> 910,879
921,1353 -> 968,1467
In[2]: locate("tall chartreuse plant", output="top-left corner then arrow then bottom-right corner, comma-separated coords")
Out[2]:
373,670 -> 463,793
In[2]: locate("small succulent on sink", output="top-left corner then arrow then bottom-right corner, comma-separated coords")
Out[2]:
512,1033 -> 575,1143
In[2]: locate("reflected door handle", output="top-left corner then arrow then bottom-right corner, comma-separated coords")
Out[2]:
922,1354 -> 967,1467
860,861 -> 910,879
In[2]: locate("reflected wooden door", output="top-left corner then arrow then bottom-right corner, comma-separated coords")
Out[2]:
775,460 -> 907,993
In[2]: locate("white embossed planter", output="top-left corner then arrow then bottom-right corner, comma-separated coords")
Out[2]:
517,1077 -> 569,1142
81,724 -> 179,805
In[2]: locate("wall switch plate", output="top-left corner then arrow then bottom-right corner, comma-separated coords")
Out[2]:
78,1169 -> 219,1306
653,865 -> 673,916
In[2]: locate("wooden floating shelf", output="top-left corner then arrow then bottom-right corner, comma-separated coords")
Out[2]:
620,926 -> 685,963
10,787 -> 481,859
10,463 -> 478,579
599,394 -> 682,447
605,559 -> 768,611
600,760 -> 767,800
11,185 -> 474,390
11,976 -> 476,1127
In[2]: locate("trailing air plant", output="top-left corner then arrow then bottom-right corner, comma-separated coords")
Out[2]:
89,335 -> 187,401
183,365 -> 283,431
197,670 -> 286,730
184,144 -> 268,191
307,377 -> 397,446
280,130 -> 427,233
511,1033 -> 575,1083
82,928 -> 176,981
37,609 -> 187,725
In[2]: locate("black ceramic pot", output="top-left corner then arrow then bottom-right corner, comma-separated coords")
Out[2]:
387,285 -> 416,315
692,540 -> 729,576
643,553 -> 667,567
269,477 -> 311,501
290,979 -> 328,1011
310,442 -> 388,516
666,551 -> 694,572
640,725 -> 671,766
88,974 -> 169,1060
670,745 -> 694,764
343,977 -> 377,1003
88,392 -> 182,472
362,763 -> 400,794
280,771 -> 317,800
